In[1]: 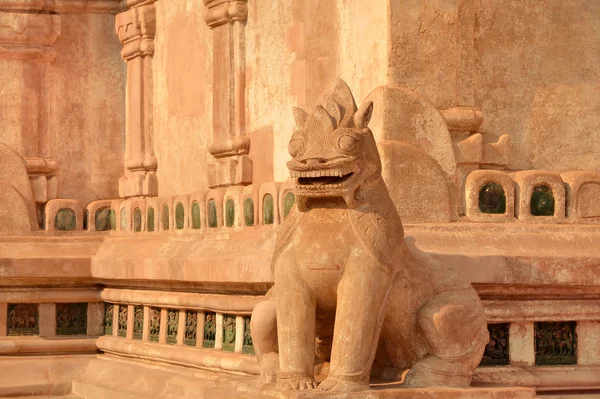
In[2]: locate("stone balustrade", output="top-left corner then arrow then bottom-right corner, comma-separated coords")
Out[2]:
97,288 -> 260,375
0,289 -> 102,355
475,300 -> 600,392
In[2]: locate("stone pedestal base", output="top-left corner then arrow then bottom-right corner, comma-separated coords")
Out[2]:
208,155 -> 252,188
262,384 -> 537,399
119,171 -> 158,197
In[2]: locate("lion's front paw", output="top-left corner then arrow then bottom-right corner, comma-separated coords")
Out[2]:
318,377 -> 369,392
276,376 -> 318,391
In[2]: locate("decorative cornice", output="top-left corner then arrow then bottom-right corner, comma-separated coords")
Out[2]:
115,3 -> 155,60
0,12 -> 60,61
203,0 -> 248,29
0,0 -> 122,14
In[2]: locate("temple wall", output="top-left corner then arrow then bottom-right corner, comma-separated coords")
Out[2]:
44,13 -> 125,204
0,8 -> 125,206
246,0 -> 389,184
387,0 -> 600,173
474,0 -> 600,172
153,0 -> 213,197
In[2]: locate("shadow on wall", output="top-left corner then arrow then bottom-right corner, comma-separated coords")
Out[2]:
365,86 -> 459,223
248,125 -> 274,185
0,144 -> 38,234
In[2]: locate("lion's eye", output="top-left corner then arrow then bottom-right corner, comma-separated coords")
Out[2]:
338,135 -> 359,152
288,138 -> 304,158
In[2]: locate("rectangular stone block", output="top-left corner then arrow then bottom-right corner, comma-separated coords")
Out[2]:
577,320 -> 600,365
38,303 -> 55,337
87,302 -> 104,336
0,303 -> 7,336
509,322 -> 534,366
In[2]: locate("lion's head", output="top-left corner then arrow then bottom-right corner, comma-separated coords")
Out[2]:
287,79 -> 380,209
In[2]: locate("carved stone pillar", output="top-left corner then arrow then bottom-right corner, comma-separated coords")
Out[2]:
115,1 -> 158,197
204,0 -> 252,188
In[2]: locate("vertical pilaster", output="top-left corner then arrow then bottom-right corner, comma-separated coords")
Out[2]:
177,309 -> 186,345
39,303 -> 56,337
126,304 -> 134,339
509,322 -> 535,366
204,0 -> 252,188
112,304 -> 119,336
87,302 -> 104,336
577,321 -> 600,365
215,312 -> 223,350
0,303 -> 7,336
234,315 -> 244,353
159,308 -> 167,344
142,306 -> 150,341
115,1 -> 158,197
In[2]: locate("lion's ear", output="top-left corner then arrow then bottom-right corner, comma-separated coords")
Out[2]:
293,107 -> 308,130
353,101 -> 373,129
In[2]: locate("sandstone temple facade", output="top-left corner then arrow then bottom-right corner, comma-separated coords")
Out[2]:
0,0 -> 599,398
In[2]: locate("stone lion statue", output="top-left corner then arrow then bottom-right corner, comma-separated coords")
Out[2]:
251,79 -> 489,393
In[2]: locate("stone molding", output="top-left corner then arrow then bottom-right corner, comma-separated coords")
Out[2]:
0,12 -> 60,61
0,0 -> 122,14
97,335 -> 260,374
115,3 -> 156,60
439,107 -> 484,134
0,337 -> 97,354
203,0 -> 248,29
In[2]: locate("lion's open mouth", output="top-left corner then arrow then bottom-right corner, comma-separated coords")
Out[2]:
292,170 -> 354,188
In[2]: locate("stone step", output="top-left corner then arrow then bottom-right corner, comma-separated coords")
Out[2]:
71,381 -> 148,399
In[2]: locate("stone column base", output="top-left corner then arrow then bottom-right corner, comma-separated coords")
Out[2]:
119,171 -> 158,198
208,155 -> 252,188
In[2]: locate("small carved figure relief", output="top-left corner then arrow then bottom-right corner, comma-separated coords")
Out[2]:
223,315 -> 235,348
251,79 -> 489,393
166,309 -> 178,344
480,324 -> 509,366
535,321 -> 577,365
56,303 -> 87,335
133,306 -> 143,339
203,313 -> 216,347
149,307 -> 160,342
118,306 -> 128,337
104,303 -> 114,335
7,304 -> 39,336
185,311 -> 197,345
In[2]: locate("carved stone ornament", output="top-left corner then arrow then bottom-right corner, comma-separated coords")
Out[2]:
115,3 -> 156,61
203,0 -> 248,29
251,79 -> 489,393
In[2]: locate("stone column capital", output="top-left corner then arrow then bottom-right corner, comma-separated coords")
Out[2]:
203,0 -> 248,29
115,3 -> 156,60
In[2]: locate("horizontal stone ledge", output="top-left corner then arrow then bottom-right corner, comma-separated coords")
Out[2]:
484,299 -> 600,322
0,289 -> 100,304
263,385 -> 535,399
474,364 -> 600,391
0,0 -> 122,14
101,288 -> 262,314
0,336 -> 98,354
97,335 -> 259,375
